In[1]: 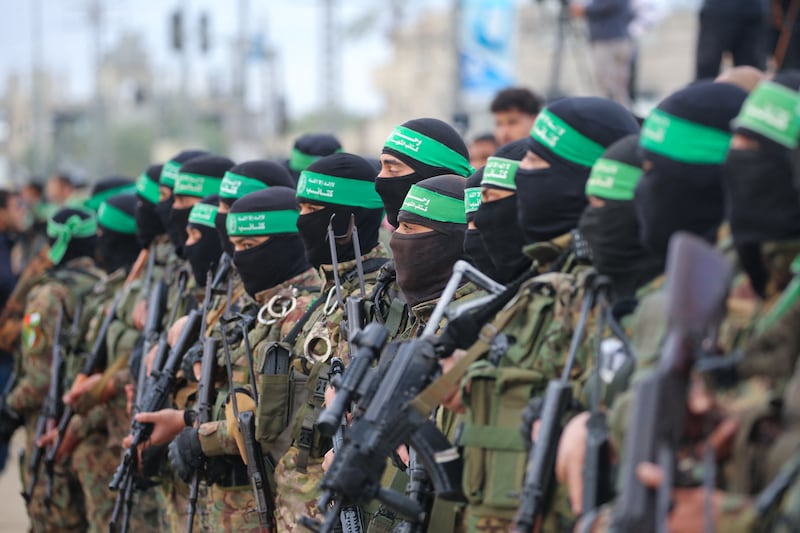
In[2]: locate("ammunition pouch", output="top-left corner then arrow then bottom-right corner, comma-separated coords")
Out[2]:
459,361 -> 548,510
255,340 -> 313,461
207,454 -> 250,488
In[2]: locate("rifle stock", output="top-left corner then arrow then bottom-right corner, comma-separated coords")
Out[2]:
511,271 -> 599,533
609,233 -> 731,533
109,309 -> 202,493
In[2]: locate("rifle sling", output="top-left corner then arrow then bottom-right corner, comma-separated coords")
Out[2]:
282,293 -> 325,346
409,300 -> 520,416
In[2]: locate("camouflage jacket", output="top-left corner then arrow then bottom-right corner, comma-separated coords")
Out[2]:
197,267 -> 322,459
7,257 -> 104,418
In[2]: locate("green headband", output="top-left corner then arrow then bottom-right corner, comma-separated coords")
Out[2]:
289,148 -> 343,172
400,184 -> 466,224
159,160 -> 182,189
384,126 -> 474,177
733,80 -> 800,149
136,172 -> 161,205
226,209 -> 299,236
530,109 -> 606,167
188,203 -> 219,228
46,211 -> 98,264
641,108 -> 733,164
220,171 -> 269,200
174,172 -> 222,198
84,183 -> 136,211
296,170 -> 383,209
585,158 -> 643,201
464,187 -> 482,215
97,202 -> 136,234
481,157 -> 520,190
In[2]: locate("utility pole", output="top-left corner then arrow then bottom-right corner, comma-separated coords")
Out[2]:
31,0 -> 45,178
452,0 -> 468,135
88,0 -> 108,179
321,0 -> 339,131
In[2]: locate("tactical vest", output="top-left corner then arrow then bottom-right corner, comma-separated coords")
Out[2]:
458,270 -> 592,518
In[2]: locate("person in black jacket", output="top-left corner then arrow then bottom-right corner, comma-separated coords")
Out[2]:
696,0 -> 769,80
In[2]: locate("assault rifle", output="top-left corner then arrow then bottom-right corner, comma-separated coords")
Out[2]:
511,271 -> 603,533
305,261 -> 513,533
609,232 -> 731,533
47,292 -> 123,478
220,281 -> 276,533
186,336 -> 217,533
108,309 -> 202,494
23,306 -> 66,507
186,271 -> 216,533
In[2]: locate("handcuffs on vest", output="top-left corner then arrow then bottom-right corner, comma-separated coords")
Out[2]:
257,287 -> 298,326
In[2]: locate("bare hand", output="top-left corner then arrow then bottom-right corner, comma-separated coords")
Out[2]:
168,315 -> 189,347
396,444 -> 410,467
64,373 -> 102,406
322,449 -> 335,473
637,462 -> 725,533
122,408 -> 185,449
132,300 -> 147,331
555,411 -> 590,515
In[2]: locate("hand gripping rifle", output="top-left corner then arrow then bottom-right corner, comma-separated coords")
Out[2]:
609,232 -> 732,533
186,271 -> 220,533
23,305 -> 66,507
305,261 -> 512,533
108,309 -> 202,494
219,275 -> 276,533
511,270 -> 603,533
47,292 -> 123,480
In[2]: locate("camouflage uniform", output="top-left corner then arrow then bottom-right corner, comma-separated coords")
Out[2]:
456,237 -> 594,532
196,266 -> 322,532
0,246 -> 51,353
275,248 -> 388,532
8,257 -> 103,532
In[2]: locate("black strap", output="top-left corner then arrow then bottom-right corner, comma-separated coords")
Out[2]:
282,294 -> 325,346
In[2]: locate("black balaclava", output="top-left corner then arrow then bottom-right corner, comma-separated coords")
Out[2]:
48,207 -> 97,265
473,138 -> 531,282
85,175 -> 135,212
723,71 -> 800,296
284,133 -> 342,183
97,193 -> 141,274
184,195 -> 223,287
169,155 -> 234,258
518,97 -> 640,245
635,81 -> 748,260
135,163 -> 166,248
390,175 -> 467,307
578,134 -> 663,299
378,118 -> 472,227
463,168 -> 502,279
229,187 -> 311,297
216,160 -> 294,256
157,149 -> 209,251
295,153 -> 384,268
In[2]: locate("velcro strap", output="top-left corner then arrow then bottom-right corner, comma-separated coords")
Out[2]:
457,423 -> 527,451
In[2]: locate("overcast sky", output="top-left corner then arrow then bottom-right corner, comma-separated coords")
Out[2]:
0,0 -> 693,118
0,0 -> 452,117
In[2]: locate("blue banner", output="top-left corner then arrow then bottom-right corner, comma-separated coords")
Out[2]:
459,0 -> 516,97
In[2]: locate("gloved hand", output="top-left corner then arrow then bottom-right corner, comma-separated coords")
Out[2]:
167,427 -> 205,482
0,403 -> 23,444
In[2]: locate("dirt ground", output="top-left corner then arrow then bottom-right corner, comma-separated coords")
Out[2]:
0,430 -> 31,532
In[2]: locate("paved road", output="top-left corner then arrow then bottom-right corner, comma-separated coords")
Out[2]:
0,430 -> 31,532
